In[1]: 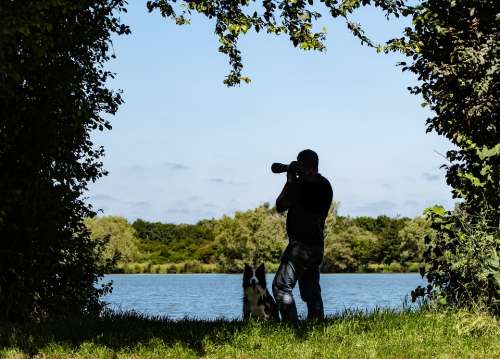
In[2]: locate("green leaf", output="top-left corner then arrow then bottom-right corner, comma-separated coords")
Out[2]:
424,205 -> 447,217
478,144 -> 500,160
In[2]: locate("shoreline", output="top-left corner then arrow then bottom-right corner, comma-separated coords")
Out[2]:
103,271 -> 422,275
111,261 -> 421,275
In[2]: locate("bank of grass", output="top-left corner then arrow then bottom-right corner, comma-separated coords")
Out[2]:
116,261 -> 221,274
113,261 -> 420,274
1,309 -> 498,358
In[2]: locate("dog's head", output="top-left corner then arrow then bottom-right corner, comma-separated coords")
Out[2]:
243,263 -> 267,293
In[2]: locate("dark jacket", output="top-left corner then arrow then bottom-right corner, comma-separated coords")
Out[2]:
283,174 -> 332,246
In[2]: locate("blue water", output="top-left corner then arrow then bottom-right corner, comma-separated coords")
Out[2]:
102,273 -> 426,320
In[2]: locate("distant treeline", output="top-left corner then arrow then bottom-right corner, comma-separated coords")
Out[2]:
85,203 -> 433,274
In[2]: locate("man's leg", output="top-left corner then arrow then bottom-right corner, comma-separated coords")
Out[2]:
272,260 -> 299,325
298,266 -> 324,320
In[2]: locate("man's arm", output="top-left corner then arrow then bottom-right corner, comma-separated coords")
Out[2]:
321,179 -> 334,221
276,183 -> 291,213
276,172 -> 300,213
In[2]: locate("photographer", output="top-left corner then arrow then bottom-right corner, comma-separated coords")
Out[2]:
272,149 -> 332,325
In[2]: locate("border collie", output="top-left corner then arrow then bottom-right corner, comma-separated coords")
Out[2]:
242,263 -> 280,321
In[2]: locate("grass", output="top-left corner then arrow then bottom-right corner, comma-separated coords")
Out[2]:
116,261 -> 221,274
112,262 -> 420,274
1,309 -> 499,358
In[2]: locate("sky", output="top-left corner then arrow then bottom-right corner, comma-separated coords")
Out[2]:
87,1 -> 455,224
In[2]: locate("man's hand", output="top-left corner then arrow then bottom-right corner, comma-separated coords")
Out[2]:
287,161 -> 299,183
277,161 -> 301,212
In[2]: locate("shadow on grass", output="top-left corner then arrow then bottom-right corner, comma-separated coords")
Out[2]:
3,312 -> 230,356
2,311 -> 274,356
1,308 -> 419,356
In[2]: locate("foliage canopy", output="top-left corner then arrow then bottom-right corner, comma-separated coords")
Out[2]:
390,0 -> 499,311
88,205 -> 425,274
147,0 -> 409,86
0,0 -> 129,321
85,216 -> 141,264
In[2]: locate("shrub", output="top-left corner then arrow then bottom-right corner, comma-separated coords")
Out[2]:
388,262 -> 403,273
413,206 -> 500,313
366,264 -> 386,273
85,216 -> 141,265
407,262 -> 420,273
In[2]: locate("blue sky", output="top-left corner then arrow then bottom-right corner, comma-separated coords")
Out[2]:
87,1 -> 454,223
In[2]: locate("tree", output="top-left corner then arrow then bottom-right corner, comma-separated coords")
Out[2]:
213,204 -> 286,272
85,216 -> 141,264
352,216 -> 409,264
323,213 -> 379,272
132,218 -> 217,263
0,0 -> 129,321
397,216 -> 433,263
323,225 -> 379,272
147,0 -> 407,86
387,0 -> 499,311
388,0 -> 499,221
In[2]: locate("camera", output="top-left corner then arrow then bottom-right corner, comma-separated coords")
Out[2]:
271,161 -> 300,174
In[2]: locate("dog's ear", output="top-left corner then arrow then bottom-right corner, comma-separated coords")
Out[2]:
255,263 -> 266,276
244,263 -> 253,276
255,263 -> 266,287
243,263 -> 253,285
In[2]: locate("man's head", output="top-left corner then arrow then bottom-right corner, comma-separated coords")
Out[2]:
297,149 -> 319,175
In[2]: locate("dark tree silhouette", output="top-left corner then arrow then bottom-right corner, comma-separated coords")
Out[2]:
390,0 -> 500,312
0,0 -> 129,321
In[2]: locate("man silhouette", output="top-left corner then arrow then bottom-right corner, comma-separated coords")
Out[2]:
272,149 -> 333,325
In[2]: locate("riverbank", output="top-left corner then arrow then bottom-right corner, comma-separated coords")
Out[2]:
113,261 -> 420,274
2,310 -> 498,358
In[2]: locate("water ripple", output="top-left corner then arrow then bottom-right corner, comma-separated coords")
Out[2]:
102,273 -> 426,320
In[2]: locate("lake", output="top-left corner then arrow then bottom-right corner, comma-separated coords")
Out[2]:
102,273 -> 426,320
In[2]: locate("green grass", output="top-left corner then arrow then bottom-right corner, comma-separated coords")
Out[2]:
116,261 -> 221,274
1,309 -> 499,358
112,261 -> 420,274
